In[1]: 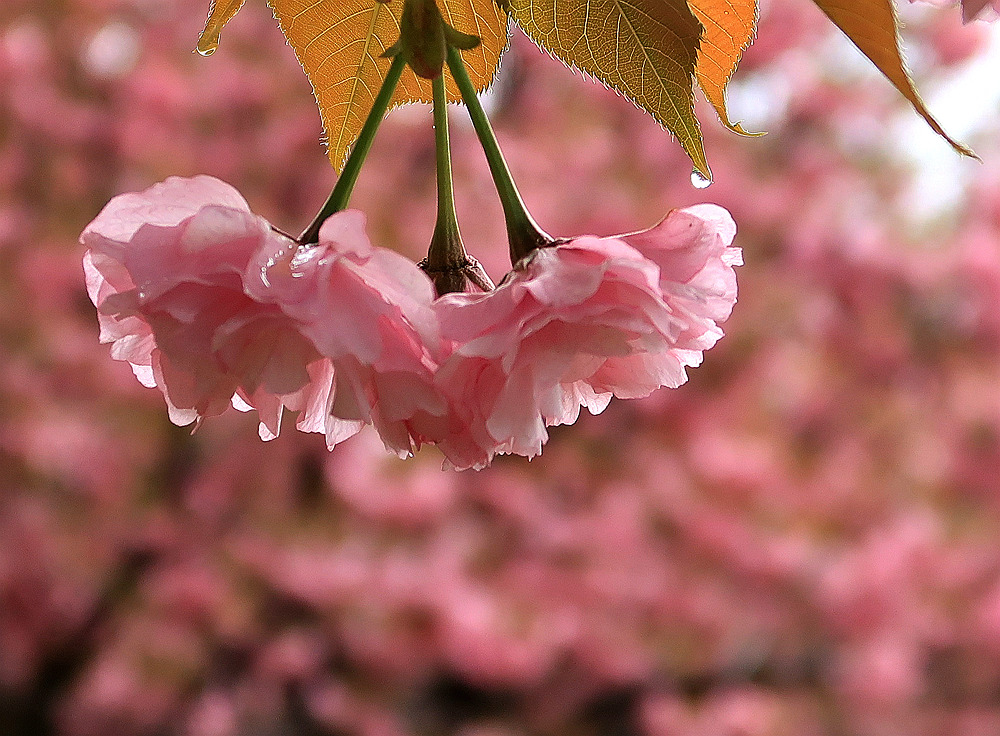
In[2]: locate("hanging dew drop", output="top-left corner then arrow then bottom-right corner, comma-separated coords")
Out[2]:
196,27 -> 221,56
197,0 -> 246,57
690,170 -> 712,189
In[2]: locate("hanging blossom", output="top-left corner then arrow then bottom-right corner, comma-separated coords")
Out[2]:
243,210 -> 450,457
82,177 -> 739,469
81,176 -> 443,450
430,206 -> 741,470
82,175 -> 332,439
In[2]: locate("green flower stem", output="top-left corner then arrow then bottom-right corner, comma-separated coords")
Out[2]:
425,72 -> 470,295
446,45 -> 553,264
432,74 -> 460,253
298,54 -> 407,244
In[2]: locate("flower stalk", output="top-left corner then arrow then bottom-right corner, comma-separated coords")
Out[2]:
424,73 -> 493,295
446,45 -> 554,264
298,53 -> 407,244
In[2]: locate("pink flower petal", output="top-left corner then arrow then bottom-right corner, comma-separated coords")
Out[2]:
82,175 -> 331,437
431,206 -> 741,469
245,210 -> 448,456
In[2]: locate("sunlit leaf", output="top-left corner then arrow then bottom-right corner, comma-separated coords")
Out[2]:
811,0 -> 975,157
200,0 -> 508,170
507,0 -> 711,179
689,0 -> 760,135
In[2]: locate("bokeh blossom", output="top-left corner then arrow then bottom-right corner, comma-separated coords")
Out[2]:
963,0 -> 1000,20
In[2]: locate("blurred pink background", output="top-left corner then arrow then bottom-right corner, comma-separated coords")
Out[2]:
4,0 -> 1000,734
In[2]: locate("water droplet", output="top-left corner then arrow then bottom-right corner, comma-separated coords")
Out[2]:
197,1 -> 245,57
196,38 -> 218,56
690,170 -> 712,189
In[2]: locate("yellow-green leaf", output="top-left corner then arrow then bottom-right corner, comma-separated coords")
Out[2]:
507,0 -> 711,179
200,0 -> 508,170
689,0 -> 760,135
811,0 -> 975,157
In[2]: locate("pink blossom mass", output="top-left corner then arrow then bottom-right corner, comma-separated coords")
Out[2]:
81,175 -> 333,440
244,210 -> 450,457
621,205 -> 742,357
82,177 -> 739,469
431,207 -> 741,468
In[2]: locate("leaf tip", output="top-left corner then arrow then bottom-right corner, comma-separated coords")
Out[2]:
197,0 -> 246,57
729,121 -> 766,138
953,140 -> 981,162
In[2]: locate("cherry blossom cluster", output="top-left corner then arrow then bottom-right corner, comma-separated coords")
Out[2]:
82,175 -> 741,469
